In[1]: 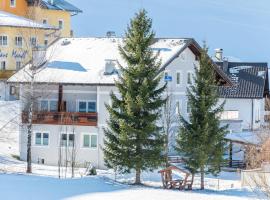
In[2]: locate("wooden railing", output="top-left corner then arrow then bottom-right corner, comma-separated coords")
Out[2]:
0,70 -> 16,79
22,111 -> 98,126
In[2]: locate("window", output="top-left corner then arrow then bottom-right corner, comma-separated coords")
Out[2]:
61,133 -> 75,147
42,19 -> 47,25
0,36 -> 8,46
175,101 -> 181,114
39,100 -> 58,112
187,72 -> 192,84
15,36 -> 23,47
0,61 -> 6,70
16,61 -> 21,70
10,0 -> 16,7
176,72 -> 181,85
83,134 -> 97,148
220,111 -> 239,120
78,101 -> 96,113
58,20 -> 63,29
35,132 -> 49,146
30,37 -> 37,47
187,101 -> 191,114
44,39 -> 48,46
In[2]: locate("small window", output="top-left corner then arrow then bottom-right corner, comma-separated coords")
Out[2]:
176,72 -> 181,85
0,36 -> 8,46
10,0 -> 16,7
78,101 -> 96,113
49,100 -> 58,112
187,72 -> 192,84
0,61 -> 6,70
175,101 -> 180,114
30,37 -> 37,47
187,101 -> 191,114
15,36 -> 23,47
58,20 -> 63,29
83,134 -> 97,148
42,19 -> 47,25
44,39 -> 48,46
16,61 -> 21,70
61,133 -> 75,147
88,102 -> 96,112
10,86 -> 16,95
35,132 -> 49,146
39,100 -> 58,112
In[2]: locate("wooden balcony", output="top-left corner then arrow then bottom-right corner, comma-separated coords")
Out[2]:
22,111 -> 98,126
0,70 -> 16,79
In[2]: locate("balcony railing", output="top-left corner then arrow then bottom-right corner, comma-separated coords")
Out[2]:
0,70 -> 16,79
22,111 -> 98,126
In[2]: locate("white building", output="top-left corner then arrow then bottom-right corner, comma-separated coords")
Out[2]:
8,37 -> 233,169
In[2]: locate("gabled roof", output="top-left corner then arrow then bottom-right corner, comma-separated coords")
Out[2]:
217,62 -> 269,98
0,11 -> 57,29
40,0 -> 82,14
8,37 -> 232,86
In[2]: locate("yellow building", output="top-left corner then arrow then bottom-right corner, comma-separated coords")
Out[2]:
0,0 -> 81,100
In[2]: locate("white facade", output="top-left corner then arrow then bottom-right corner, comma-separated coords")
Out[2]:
11,37 -> 267,169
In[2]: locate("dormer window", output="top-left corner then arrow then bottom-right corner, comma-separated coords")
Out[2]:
10,0 -> 16,7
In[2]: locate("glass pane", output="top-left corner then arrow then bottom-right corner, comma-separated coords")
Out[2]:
83,135 -> 90,147
69,134 -> 75,147
79,102 -> 87,112
43,133 -> 49,146
88,102 -> 96,112
35,133 -> 41,145
40,100 -> 48,111
61,134 -> 67,146
91,135 -> 97,148
177,73 -> 180,84
50,100 -> 58,112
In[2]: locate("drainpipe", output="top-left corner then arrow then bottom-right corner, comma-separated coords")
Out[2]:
251,99 -> 254,131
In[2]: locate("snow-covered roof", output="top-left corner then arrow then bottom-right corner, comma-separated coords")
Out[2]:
225,131 -> 261,145
0,11 -> 57,29
8,37 -> 189,85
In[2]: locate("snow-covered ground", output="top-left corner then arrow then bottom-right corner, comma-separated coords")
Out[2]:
0,101 -> 258,200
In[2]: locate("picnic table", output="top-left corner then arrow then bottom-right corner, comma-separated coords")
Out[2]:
158,166 -> 194,190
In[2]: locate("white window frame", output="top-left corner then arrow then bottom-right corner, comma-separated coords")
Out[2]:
186,100 -> 191,114
58,19 -> 64,29
0,35 -> 8,46
175,100 -> 182,115
30,36 -> 37,47
39,99 -> 58,112
60,132 -> 75,147
10,0 -> 16,7
81,133 -> 98,149
0,61 -> 6,70
16,61 -> 21,70
187,71 -> 193,85
15,36 -> 23,47
176,70 -> 182,86
34,131 -> 50,147
76,100 -> 97,113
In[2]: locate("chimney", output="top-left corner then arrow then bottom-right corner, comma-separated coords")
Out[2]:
215,48 -> 223,61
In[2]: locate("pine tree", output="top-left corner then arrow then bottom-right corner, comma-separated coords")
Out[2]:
103,9 -> 167,184
176,44 -> 228,190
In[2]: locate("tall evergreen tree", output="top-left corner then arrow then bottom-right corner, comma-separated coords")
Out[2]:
103,9 -> 167,184
176,44 -> 228,190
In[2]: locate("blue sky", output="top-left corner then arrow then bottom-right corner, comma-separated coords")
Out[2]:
69,0 -> 270,64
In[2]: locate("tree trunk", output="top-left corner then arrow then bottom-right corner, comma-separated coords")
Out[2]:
200,166 -> 205,190
26,124 -> 32,173
135,167 -> 141,184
